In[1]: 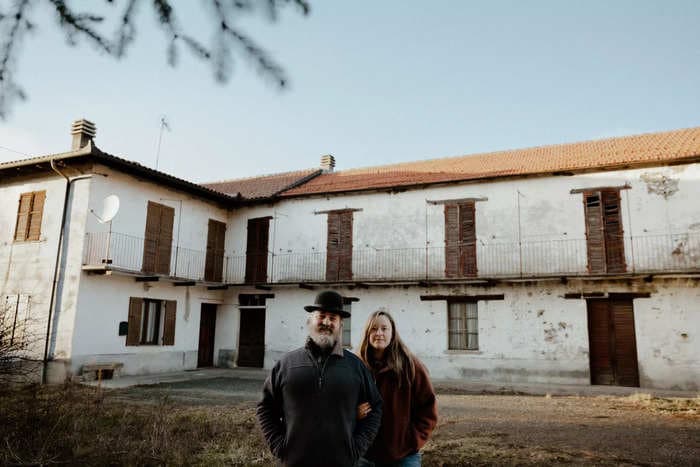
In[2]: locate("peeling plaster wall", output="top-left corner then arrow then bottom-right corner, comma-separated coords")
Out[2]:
226,162 -> 700,281
242,279 -> 698,390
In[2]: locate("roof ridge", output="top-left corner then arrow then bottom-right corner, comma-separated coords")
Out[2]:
328,125 -> 700,175
203,167 -> 319,185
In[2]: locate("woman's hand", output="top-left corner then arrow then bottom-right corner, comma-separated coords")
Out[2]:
357,401 -> 372,420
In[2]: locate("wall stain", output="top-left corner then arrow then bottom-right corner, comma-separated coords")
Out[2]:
640,172 -> 679,199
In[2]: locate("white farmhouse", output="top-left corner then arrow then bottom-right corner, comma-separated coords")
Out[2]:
1,120 -> 698,390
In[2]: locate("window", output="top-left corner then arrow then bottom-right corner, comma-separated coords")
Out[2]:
1,294 -> 31,348
126,297 -> 176,346
448,301 -> 478,350
326,210 -> 355,281
14,191 -> 45,242
245,217 -> 271,284
142,201 -> 175,275
341,302 -> 352,348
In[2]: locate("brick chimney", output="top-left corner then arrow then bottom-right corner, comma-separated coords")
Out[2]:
320,154 -> 335,173
71,119 -> 96,150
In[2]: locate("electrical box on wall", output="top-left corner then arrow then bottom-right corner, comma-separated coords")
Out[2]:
118,321 -> 128,336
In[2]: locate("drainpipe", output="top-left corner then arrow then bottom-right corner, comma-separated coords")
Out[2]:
42,159 -> 92,384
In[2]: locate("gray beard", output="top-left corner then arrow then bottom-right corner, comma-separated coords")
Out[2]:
309,331 -> 336,350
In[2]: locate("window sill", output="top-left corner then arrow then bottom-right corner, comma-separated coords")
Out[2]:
444,349 -> 482,355
12,238 -> 45,244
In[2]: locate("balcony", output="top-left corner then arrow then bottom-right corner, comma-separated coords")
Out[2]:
82,231 -> 700,285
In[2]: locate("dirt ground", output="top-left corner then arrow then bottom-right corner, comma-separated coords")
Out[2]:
112,377 -> 700,466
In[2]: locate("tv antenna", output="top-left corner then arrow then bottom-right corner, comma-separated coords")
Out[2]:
155,116 -> 171,170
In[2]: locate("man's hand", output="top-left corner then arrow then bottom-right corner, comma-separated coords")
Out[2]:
357,401 -> 372,420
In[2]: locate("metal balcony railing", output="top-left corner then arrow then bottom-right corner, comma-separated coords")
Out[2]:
83,231 -> 700,284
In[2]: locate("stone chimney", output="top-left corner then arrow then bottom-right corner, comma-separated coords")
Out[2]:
71,119 -> 96,150
320,154 -> 335,173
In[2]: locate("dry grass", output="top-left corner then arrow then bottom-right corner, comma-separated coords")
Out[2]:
0,384 -> 273,466
619,393 -> 700,418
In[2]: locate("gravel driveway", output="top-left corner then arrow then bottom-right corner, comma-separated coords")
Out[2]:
112,377 -> 700,466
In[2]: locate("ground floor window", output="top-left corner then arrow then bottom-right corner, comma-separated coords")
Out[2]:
126,297 -> 176,346
448,301 -> 478,350
1,294 -> 31,348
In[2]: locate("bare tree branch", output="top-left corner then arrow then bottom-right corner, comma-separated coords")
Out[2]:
0,0 -> 311,119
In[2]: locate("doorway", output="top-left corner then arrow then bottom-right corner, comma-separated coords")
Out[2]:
587,298 -> 639,387
237,295 -> 267,368
197,303 -> 217,367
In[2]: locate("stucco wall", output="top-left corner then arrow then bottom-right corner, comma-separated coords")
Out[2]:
241,278 -> 698,390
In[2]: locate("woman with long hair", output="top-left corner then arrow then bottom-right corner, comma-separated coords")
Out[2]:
357,309 -> 437,467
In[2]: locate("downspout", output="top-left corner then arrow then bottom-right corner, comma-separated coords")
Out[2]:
42,159 -> 91,384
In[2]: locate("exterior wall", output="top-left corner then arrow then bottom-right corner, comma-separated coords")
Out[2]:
226,162 -> 700,281
0,172 -> 92,380
71,274 -> 226,375
235,277 -> 698,390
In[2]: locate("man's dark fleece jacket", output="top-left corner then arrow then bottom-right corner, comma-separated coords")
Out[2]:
256,338 -> 382,467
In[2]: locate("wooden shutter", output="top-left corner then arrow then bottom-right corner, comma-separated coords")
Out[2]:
245,217 -> 270,283
326,211 -> 353,281
14,193 -> 33,241
26,191 -> 45,241
156,205 -> 174,275
459,202 -> 477,277
584,192 -> 606,273
444,204 -> 464,278
205,219 -> 226,282
610,299 -> 639,386
162,300 -> 177,345
142,202 -> 161,272
126,297 -> 143,346
142,201 -> 174,275
602,190 -> 626,273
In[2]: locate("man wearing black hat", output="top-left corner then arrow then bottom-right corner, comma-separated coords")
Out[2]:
257,290 -> 382,467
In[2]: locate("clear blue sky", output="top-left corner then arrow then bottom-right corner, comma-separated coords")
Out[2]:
1,1 -> 699,182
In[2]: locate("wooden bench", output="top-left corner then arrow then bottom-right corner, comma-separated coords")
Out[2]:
81,362 -> 124,381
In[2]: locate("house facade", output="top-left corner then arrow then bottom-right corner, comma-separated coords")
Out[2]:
1,120 -> 698,390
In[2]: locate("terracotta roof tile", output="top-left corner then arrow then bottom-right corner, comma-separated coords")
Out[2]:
281,127 -> 700,197
203,168 -> 321,200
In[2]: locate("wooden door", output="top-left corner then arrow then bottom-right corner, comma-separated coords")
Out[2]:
445,203 -> 477,278
587,298 -> 639,387
245,217 -> 270,283
237,309 -> 266,368
142,201 -> 174,275
197,304 -> 217,367
583,190 -> 626,274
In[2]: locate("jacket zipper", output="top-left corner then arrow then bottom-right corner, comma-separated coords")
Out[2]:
307,350 -> 331,389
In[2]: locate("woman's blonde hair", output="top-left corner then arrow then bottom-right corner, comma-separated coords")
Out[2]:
359,309 -> 415,386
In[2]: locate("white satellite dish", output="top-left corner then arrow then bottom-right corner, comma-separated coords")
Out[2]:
100,195 -> 120,223
91,194 -> 120,223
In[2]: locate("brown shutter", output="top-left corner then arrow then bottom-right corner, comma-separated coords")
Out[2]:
610,299 -> 639,386
338,211 -> 353,281
584,192 -> 606,273
459,202 -> 477,277
162,300 -> 177,345
126,297 -> 143,346
245,218 -> 270,283
26,191 -> 45,241
156,205 -> 174,275
142,202 -> 161,272
14,193 -> 33,241
205,220 -> 226,282
587,299 -> 613,384
602,190 -> 626,273
326,212 -> 341,281
444,204 -> 459,278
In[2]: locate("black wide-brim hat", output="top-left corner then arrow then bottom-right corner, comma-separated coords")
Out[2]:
304,290 -> 351,318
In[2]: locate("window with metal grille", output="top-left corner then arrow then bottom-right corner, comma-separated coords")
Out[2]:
14,191 -> 45,242
1,294 -> 31,348
448,301 -> 478,350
